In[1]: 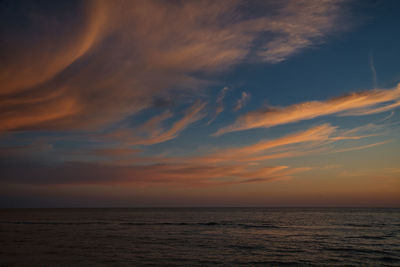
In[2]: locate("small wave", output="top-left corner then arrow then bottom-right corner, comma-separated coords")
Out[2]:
198,222 -> 219,226
0,221 -> 110,225
228,244 -> 265,250
119,221 -> 279,228
348,235 -> 386,240
163,222 -> 191,225
246,260 -> 304,265
121,222 -> 201,226
325,247 -> 391,255
379,256 -> 400,263
121,221 -> 225,226
1,220 -> 283,229
237,223 -> 280,229
120,222 -> 148,226
343,223 -> 386,228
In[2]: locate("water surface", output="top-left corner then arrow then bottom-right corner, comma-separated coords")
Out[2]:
1,208 -> 399,266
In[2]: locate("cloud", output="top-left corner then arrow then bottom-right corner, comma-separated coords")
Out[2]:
333,140 -> 390,153
0,160 -> 306,186
0,0 -> 348,132
380,111 -> 395,122
0,0 -> 359,189
108,101 -> 206,146
0,1 -> 106,95
340,101 -> 400,116
384,168 -> 400,174
217,87 -> 229,107
234,91 -> 251,111
214,84 -> 400,136
0,121 -> 390,187
191,122 -> 389,165
255,0 -> 347,63
210,124 -> 336,161
91,148 -> 141,157
320,164 -> 342,170
369,50 -> 378,88
0,140 -> 53,158
207,87 -> 229,125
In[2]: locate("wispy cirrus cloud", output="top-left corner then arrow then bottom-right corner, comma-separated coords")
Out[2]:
234,91 -> 251,111
0,1 -> 106,95
197,123 -> 385,164
90,148 -> 141,157
207,87 -> 229,125
108,101 -> 206,146
214,84 -> 400,136
333,140 -> 391,153
0,0 -> 349,133
0,121 -> 389,187
255,0 -> 348,63
0,160 -> 307,186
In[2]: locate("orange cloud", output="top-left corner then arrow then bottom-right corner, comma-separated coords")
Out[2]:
214,84 -> 400,135
0,160 -> 307,187
108,101 -> 206,146
185,122 -> 389,166
0,0 -> 347,133
333,140 -> 391,153
210,124 -> 335,161
0,91 -> 82,131
91,148 -> 141,157
0,121 -> 390,187
0,1 -> 106,95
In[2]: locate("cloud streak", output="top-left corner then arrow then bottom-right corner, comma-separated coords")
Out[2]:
369,50 -> 378,88
333,140 -> 390,153
207,87 -> 229,125
0,121 -> 390,187
0,160 -> 306,187
197,122 -> 385,165
108,101 -> 206,146
255,0 -> 347,63
214,84 -> 400,135
234,91 -> 251,111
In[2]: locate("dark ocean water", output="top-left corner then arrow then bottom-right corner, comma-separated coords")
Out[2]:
0,208 -> 399,266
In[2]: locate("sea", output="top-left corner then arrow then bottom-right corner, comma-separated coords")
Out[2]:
0,208 -> 399,266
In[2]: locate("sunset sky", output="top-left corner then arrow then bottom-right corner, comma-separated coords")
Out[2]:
1,0 -> 399,207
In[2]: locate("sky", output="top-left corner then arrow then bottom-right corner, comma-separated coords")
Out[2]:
0,0 -> 399,208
